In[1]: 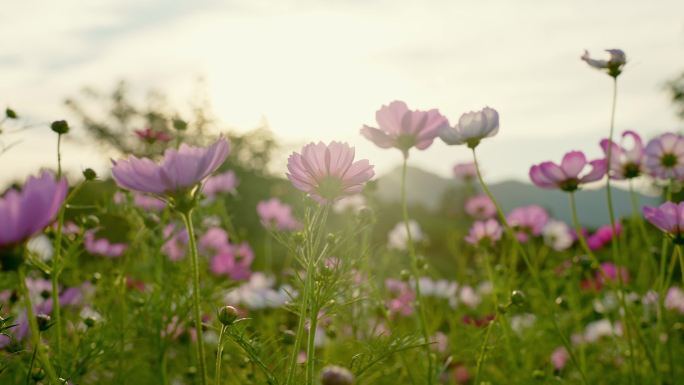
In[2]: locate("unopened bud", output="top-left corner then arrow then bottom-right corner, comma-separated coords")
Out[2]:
83,168 -> 97,181
50,120 -> 70,135
320,365 -> 354,385
218,305 -> 238,326
510,290 -> 526,306
5,108 -> 17,119
36,314 -> 52,332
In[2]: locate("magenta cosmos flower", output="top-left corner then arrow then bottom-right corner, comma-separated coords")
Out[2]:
453,162 -> 478,181
202,170 -> 239,199
440,107 -> 499,148
465,219 -> 502,246
111,138 -> 230,195
465,194 -> 496,220
529,151 -> 606,192
360,101 -> 448,157
643,201 -> 684,244
0,171 -> 67,248
581,49 -> 626,78
587,223 -> 622,251
257,198 -> 300,231
644,133 -> 684,180
286,141 -> 374,203
507,205 -> 549,242
600,130 -> 645,179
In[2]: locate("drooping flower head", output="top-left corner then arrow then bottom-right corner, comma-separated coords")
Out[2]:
286,141 -> 374,203
440,107 -> 499,148
464,194 -> 496,220
453,162 -> 478,181
600,130 -> 645,179
529,151 -> 606,192
257,198 -> 300,231
465,219 -> 502,246
111,137 -> 230,196
643,201 -> 684,244
360,101 -> 448,157
644,133 -> 684,180
506,205 -> 549,242
0,171 -> 67,249
581,49 -> 626,78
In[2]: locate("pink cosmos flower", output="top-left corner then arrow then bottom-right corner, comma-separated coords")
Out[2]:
507,205 -> 549,242
529,151 -> 606,192
644,133 -> 684,180
440,107 -> 499,148
210,242 -> 254,281
465,219 -> 502,246
257,198 -> 300,231
453,162 -> 477,181
643,201 -> 684,243
134,127 -> 172,143
84,230 -> 127,258
464,194 -> 496,220
202,170 -> 239,199
0,171 -> 67,248
360,101 -> 448,157
587,223 -> 622,251
581,49 -> 626,77
385,279 -> 415,317
665,287 -> 684,314
111,138 -> 229,195
162,224 -> 188,261
115,191 -> 167,211
551,347 -> 569,371
600,130 -> 645,179
286,141 -> 374,203
597,262 -> 629,286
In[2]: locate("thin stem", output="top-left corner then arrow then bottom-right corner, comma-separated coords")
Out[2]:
215,325 -> 227,385
400,156 -> 433,385
56,134 -> 62,178
180,211 -> 208,385
628,180 -> 653,251
473,320 -> 494,385
472,148 -> 589,385
18,266 -> 60,384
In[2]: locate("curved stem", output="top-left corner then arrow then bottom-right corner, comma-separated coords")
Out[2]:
400,156 -> 433,385
18,266 -> 60,384
215,325 -> 226,385
472,148 -> 588,385
180,211 -> 208,385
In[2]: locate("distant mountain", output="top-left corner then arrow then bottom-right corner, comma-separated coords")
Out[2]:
376,165 -> 660,227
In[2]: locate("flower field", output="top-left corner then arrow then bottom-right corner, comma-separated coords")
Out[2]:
1,49 -> 684,385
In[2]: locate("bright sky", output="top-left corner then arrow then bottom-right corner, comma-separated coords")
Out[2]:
2,0 -> 684,186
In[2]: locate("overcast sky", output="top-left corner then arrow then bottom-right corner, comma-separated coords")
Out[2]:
2,0 -> 684,186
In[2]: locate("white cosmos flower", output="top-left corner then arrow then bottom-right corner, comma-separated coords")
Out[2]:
440,107 -> 499,148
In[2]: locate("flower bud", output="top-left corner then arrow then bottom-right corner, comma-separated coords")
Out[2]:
50,120 -> 70,135
320,365 -> 354,385
82,168 -> 97,181
5,108 -> 17,119
36,314 -> 52,331
31,368 -> 45,381
91,272 -> 102,283
218,305 -> 238,326
326,233 -> 337,245
84,316 -> 97,328
82,215 -> 100,228
510,290 -> 526,306
400,269 -> 411,282
555,296 -> 568,310
172,118 -> 188,131
416,256 -> 427,270
356,207 -> 375,224
282,329 -> 296,345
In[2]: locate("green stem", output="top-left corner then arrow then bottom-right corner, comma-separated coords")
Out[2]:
18,266 -> 60,384
215,325 -> 226,385
400,156 -> 433,385
473,320 -> 494,385
56,133 -> 62,178
654,181 -> 673,384
629,181 -> 653,251
180,211 -> 208,385
472,148 -> 589,385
